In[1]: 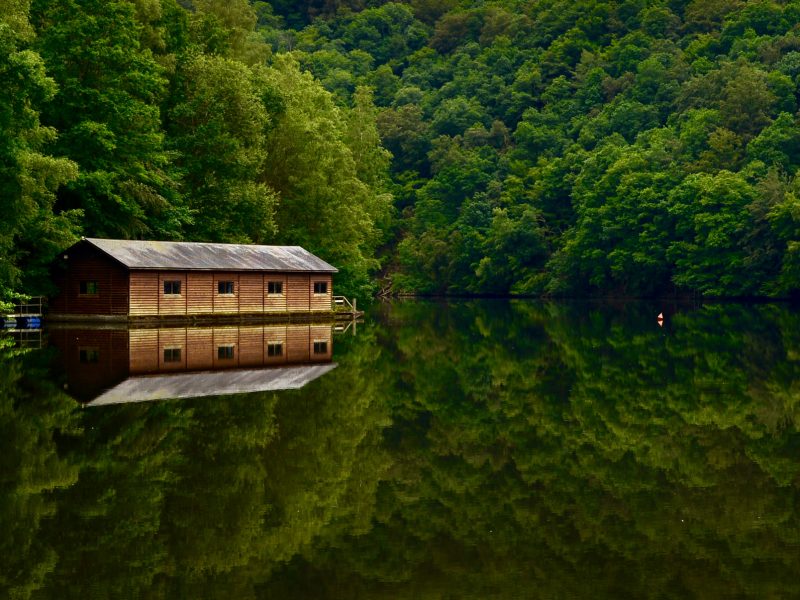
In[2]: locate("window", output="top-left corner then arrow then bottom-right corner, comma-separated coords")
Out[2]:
79,281 -> 98,295
163,348 -> 182,363
267,281 -> 283,295
313,341 -> 328,354
313,281 -> 328,294
267,343 -> 283,357
164,280 -> 181,295
79,348 -> 100,363
218,281 -> 234,294
217,345 -> 235,359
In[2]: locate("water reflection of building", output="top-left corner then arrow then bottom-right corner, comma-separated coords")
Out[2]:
51,324 -> 335,405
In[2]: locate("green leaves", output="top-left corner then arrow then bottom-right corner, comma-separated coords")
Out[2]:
336,0 -> 800,297
667,171 -> 761,296
0,16 -> 79,301
168,53 -> 276,243
32,0 -> 186,240
1,0 -> 395,300
262,56 -> 392,296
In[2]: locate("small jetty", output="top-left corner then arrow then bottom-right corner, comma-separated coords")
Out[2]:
3,296 -> 44,330
333,296 -> 363,319
3,297 -> 44,348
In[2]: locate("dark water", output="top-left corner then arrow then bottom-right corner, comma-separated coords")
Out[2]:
2,300 -> 800,599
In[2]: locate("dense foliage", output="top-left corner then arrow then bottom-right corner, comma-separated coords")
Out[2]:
5,0 -> 800,300
258,0 -> 800,297
0,0 -> 392,300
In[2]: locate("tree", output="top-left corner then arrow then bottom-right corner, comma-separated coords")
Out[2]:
0,1 -> 79,304
167,54 -> 278,243
668,171 -> 763,295
31,0 -> 187,239
746,112 -> 800,171
261,55 -> 392,296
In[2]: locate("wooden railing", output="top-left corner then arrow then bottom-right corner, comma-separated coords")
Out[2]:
11,296 -> 45,316
12,329 -> 43,348
333,296 -> 357,314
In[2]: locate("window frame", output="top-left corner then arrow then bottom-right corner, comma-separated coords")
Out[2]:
217,280 -> 235,295
313,340 -> 328,355
267,342 -> 283,357
267,281 -> 284,296
79,281 -> 99,296
163,347 -> 182,363
163,280 -> 182,295
313,281 -> 328,295
79,347 -> 100,363
217,345 -> 235,360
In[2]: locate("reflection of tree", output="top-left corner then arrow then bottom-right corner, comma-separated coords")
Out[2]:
269,301 -> 800,598
0,343 -> 79,600
4,303 -> 800,597
10,325 -> 392,598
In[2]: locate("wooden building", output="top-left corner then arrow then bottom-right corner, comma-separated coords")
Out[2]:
51,324 -> 335,404
49,238 -> 338,320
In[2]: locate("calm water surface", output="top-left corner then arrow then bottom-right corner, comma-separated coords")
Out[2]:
2,300 -> 800,599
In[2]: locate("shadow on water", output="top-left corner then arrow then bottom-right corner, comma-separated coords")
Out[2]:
1,300 -> 800,599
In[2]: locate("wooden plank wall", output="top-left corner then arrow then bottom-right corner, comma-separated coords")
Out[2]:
130,271 -> 333,316
50,329 -> 130,401
310,274 -> 333,312
159,273 -> 187,316
213,273 -> 239,313
187,328 -> 214,370
50,245 -> 129,315
129,272 -> 159,316
187,273 -> 213,315
264,326 -> 288,365
287,274 -> 311,312
310,325 -> 333,360
128,325 -> 333,374
265,274 -> 288,313
240,274 -> 264,314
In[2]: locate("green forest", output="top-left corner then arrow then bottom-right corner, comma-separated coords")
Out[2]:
4,0 -> 800,301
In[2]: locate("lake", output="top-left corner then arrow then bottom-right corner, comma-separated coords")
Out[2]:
2,300 -> 800,599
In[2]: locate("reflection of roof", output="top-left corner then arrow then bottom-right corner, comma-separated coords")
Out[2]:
86,364 -> 337,406
83,238 -> 338,272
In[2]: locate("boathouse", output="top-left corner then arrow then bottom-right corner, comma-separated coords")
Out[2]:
49,238 -> 338,320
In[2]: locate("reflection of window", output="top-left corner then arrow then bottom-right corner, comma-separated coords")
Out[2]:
217,345 -> 235,359
267,342 -> 283,357
217,281 -> 234,294
267,281 -> 283,295
164,281 -> 181,295
79,281 -> 98,295
79,348 -> 99,363
163,348 -> 182,362
313,281 -> 327,294
313,341 -> 328,354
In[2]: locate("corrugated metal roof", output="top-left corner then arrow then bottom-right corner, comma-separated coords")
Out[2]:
83,238 -> 338,273
86,364 -> 338,406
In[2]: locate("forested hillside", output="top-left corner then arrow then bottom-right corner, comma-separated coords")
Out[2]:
0,0 -> 391,303
261,0 -> 800,297
4,0 -> 800,301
